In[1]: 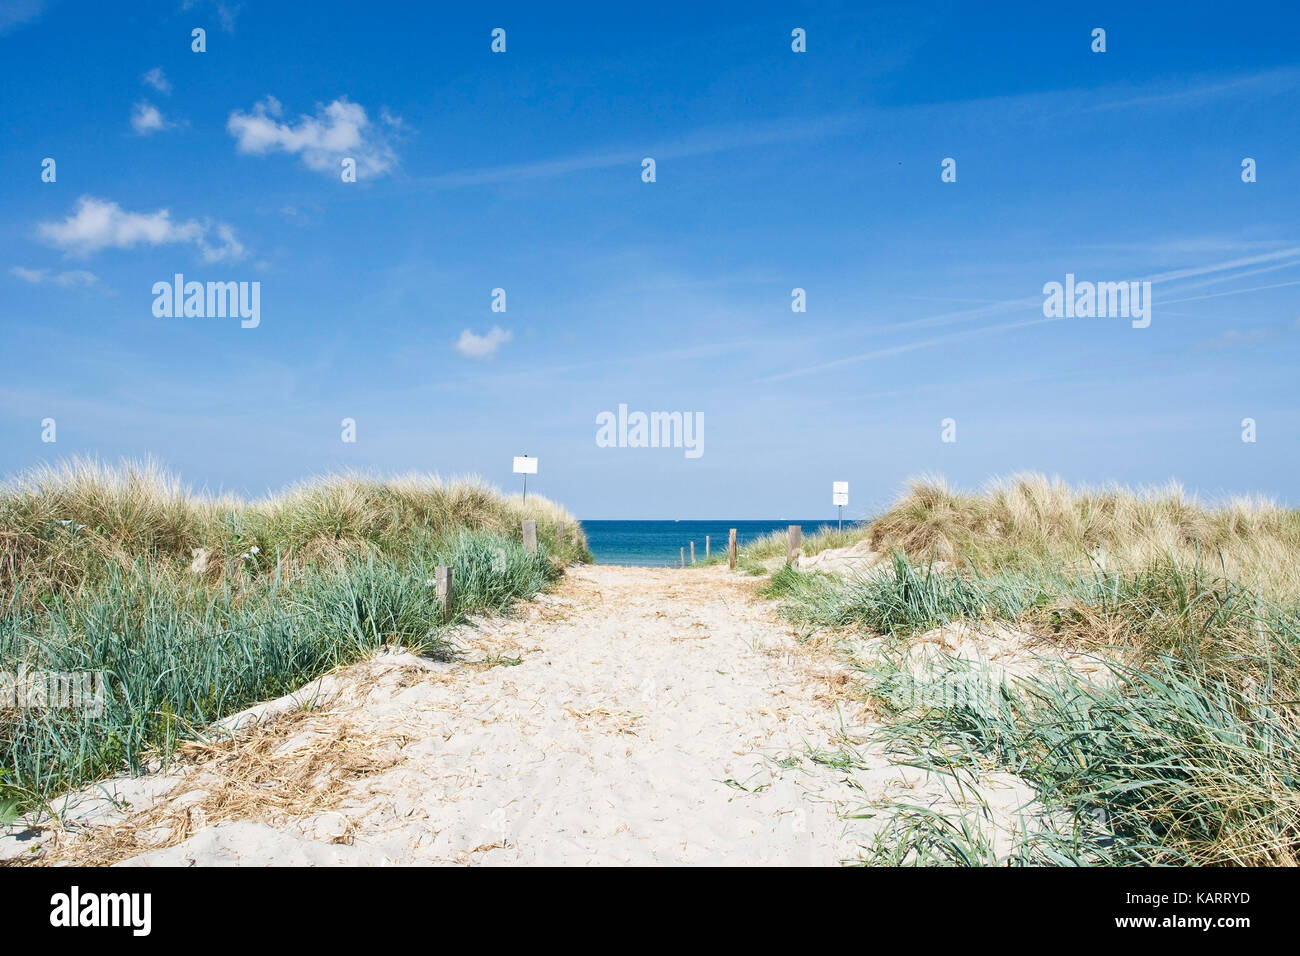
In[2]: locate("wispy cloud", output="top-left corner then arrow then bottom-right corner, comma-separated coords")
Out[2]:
454,326 -> 512,359
762,247 -> 1300,383
142,67 -> 171,94
10,266 -> 101,288
1078,67 -> 1300,114
760,316 -> 1059,383
1162,279 -> 1300,306
417,67 -> 1298,193
227,96 -> 401,179
424,113 -> 858,188
1083,236 -> 1295,257
1145,248 -> 1300,286
181,0 -> 240,33
913,67 -> 1300,132
38,196 -> 245,262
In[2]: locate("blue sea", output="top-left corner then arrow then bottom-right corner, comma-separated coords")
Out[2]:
580,520 -> 848,567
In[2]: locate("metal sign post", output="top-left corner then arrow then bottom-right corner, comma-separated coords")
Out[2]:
832,481 -> 849,530
513,455 -> 538,502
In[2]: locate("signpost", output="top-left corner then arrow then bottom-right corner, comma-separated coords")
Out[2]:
513,455 -> 538,502
832,481 -> 849,530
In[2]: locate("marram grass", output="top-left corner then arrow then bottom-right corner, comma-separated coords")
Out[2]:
741,472 -> 1300,604
756,474 -> 1300,866
0,459 -> 584,817
0,456 -> 589,601
855,640 -> 1300,866
771,555 -> 1300,864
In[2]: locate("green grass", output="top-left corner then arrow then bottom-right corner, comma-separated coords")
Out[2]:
0,457 -> 590,603
736,523 -> 864,562
731,474 -> 1300,606
761,537 -> 1300,865
763,555 -> 1045,636
855,633 -> 1300,865
1,532 -> 559,813
0,459 -> 581,816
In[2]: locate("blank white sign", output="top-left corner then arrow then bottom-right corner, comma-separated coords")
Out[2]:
513,456 -> 538,475
832,481 -> 848,506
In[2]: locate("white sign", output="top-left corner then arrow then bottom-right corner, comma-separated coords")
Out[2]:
513,456 -> 538,475
832,481 -> 849,506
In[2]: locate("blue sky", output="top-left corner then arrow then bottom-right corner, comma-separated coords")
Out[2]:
2,0 -> 1298,519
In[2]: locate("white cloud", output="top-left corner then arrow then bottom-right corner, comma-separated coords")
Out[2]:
142,67 -> 171,94
10,266 -> 100,288
38,196 -> 245,262
455,326 -> 512,359
227,96 -> 400,178
131,101 -> 170,135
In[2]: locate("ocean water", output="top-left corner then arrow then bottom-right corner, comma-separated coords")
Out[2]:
580,519 -> 845,567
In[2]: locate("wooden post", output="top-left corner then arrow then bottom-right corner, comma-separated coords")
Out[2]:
680,547 -> 685,568
787,524 -> 802,565
522,519 -> 538,554
690,541 -> 695,565
705,535 -> 710,558
556,521 -> 566,547
435,566 -> 453,623
728,528 -> 737,570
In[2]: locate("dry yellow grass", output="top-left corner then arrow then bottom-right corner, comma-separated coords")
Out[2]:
0,457 -> 589,600
29,709 -> 406,867
862,473 -> 1300,602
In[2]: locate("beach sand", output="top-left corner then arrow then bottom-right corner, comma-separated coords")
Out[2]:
15,564 -> 1047,866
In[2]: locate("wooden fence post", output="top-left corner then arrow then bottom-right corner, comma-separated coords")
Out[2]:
523,519 -> 538,554
690,541 -> 695,565
728,528 -> 737,570
680,547 -> 685,568
787,524 -> 802,565
705,535 -> 710,558
556,521 -> 566,547
435,566 -> 453,623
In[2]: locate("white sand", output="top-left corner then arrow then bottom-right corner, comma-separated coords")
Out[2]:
10,564 -> 1057,866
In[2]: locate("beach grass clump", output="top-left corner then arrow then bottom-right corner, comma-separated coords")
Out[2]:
764,555 -> 1045,637
739,474 -> 1300,605
758,474 -> 1300,865
739,523 -> 863,562
866,473 -> 1300,604
856,627 -> 1300,865
0,457 -> 589,604
775,550 -> 1290,682
0,458 -> 581,814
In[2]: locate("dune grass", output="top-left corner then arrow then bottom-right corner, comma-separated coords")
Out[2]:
734,524 -> 863,562
758,473 -> 1300,602
688,523 -> 863,575
857,629 -> 1300,866
1,457 -> 588,601
0,458 -> 587,817
755,475 -> 1300,866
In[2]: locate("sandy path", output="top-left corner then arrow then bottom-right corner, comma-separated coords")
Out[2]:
24,564 -> 893,866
